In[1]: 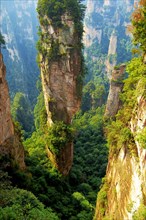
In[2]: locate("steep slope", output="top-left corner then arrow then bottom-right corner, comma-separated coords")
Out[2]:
37,0 -> 85,175
0,53 -> 25,169
95,70 -> 146,219
1,0 -> 39,103
94,1 -> 146,219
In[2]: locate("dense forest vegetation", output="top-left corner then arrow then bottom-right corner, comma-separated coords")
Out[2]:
0,106 -> 108,219
0,1 -> 107,219
1,0 -> 146,219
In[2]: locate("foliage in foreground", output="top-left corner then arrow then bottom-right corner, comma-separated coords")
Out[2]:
0,171 -> 59,220
133,203 -> 146,220
9,106 -> 107,220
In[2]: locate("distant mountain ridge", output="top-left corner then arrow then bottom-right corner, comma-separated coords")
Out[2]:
84,0 -> 136,79
1,0 -> 39,104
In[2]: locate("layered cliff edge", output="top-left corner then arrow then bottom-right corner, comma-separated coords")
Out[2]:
37,1 -> 84,175
94,57 -> 146,219
0,53 -> 25,170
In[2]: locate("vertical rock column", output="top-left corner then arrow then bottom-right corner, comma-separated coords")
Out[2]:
104,64 -> 126,118
0,53 -> 14,144
0,53 -> 25,169
37,2 -> 84,175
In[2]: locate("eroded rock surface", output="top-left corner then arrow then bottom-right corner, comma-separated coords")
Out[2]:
0,53 -> 14,144
0,53 -> 25,169
104,64 -> 126,117
38,11 -> 83,175
95,94 -> 146,220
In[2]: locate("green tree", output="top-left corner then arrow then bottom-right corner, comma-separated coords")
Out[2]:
133,203 -> 146,220
11,92 -> 34,138
130,0 -> 146,53
0,188 -> 59,220
34,92 -> 47,131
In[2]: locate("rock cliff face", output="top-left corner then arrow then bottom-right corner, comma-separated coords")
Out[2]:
0,54 -> 14,144
105,64 -> 126,117
37,3 -> 84,175
0,53 -> 25,169
94,60 -> 146,219
95,96 -> 146,220
40,14 -> 81,126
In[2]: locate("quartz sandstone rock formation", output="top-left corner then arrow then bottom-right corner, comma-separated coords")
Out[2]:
0,53 -> 14,144
39,12 -> 82,175
95,93 -> 146,220
0,53 -> 25,169
95,60 -> 146,219
40,14 -> 81,126
104,64 -> 126,118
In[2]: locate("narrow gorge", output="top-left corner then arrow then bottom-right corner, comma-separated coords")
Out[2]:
0,0 -> 146,219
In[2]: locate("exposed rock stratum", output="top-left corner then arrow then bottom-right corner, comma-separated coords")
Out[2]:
0,53 -> 25,169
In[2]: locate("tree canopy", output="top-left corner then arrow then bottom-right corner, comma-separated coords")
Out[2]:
131,0 -> 146,53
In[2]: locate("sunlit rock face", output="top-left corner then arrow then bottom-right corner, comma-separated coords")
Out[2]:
0,53 -> 14,144
40,13 -> 81,126
104,64 -> 126,118
95,94 -> 146,220
94,59 -> 146,219
0,53 -> 25,169
39,12 -> 82,175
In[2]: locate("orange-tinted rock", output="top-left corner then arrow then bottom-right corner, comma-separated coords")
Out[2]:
94,94 -> 146,220
46,142 -> 73,176
39,13 -> 82,175
0,53 -> 25,169
95,60 -> 146,219
0,53 -> 14,144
